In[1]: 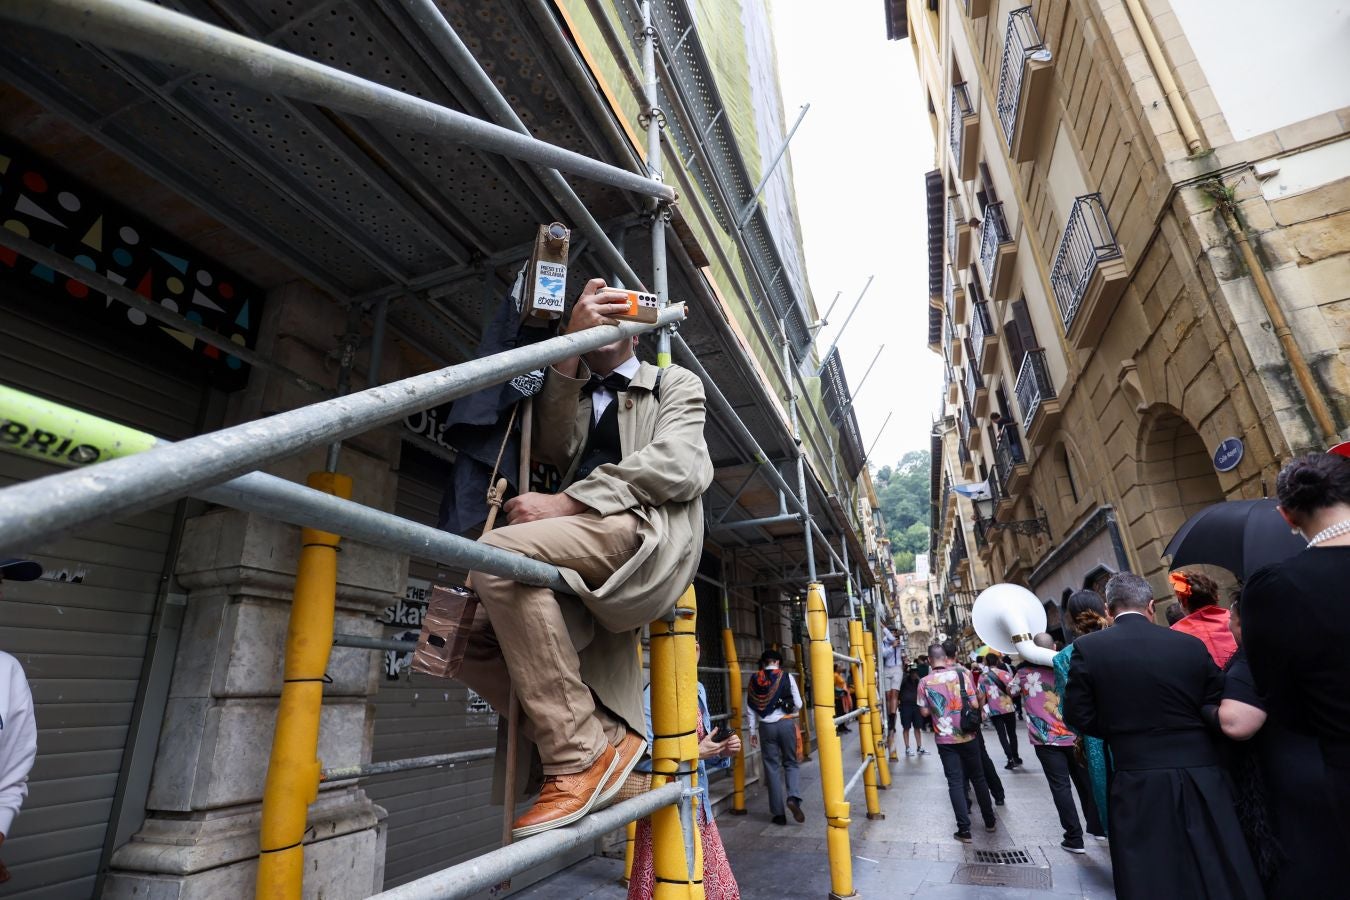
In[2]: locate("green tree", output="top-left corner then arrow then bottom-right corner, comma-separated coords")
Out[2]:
872,449 -> 930,551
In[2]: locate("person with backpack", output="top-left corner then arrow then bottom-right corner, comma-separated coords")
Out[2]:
981,652 -> 1022,769
917,643 -> 997,842
746,649 -> 805,825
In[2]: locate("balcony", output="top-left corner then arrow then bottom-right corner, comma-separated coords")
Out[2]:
957,435 -> 974,480
928,302 -> 943,353
978,201 -> 1017,302
988,458 -> 1015,522
949,82 -> 980,182
945,363 -> 959,405
963,401 -> 983,455
945,264 -> 967,323
946,316 -> 965,367
1014,349 -> 1062,448
1052,193 -> 1129,348
969,299 -> 1000,375
995,7 -> 1054,163
994,421 -> 1031,496
947,196 -> 973,268
964,360 -> 989,419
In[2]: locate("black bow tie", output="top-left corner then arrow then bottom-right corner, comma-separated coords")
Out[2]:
584,372 -> 631,395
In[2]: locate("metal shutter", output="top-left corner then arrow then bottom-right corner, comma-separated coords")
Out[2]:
0,302 -> 207,898
368,445 -> 589,892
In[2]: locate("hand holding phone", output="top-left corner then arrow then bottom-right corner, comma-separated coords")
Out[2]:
710,724 -> 732,743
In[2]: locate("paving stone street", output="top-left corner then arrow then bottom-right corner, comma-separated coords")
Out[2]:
516,722 -> 1116,899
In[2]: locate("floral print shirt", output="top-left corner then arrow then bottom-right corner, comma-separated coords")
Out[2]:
980,667 -> 1016,716
1011,664 -> 1075,747
916,666 -> 979,745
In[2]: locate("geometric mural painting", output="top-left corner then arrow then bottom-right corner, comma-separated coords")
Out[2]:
0,137 -> 263,390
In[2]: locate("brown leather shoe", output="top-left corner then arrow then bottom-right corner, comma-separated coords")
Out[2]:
511,744 -> 619,839
596,732 -> 649,808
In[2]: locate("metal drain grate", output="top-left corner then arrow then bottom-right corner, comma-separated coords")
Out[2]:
952,864 -> 1053,889
972,848 -> 1034,865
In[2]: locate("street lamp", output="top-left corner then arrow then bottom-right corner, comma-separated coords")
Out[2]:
971,494 -> 1052,538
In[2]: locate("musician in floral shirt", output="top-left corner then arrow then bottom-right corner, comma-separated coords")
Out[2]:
1010,634 -> 1103,853
917,644 -> 997,841
980,654 -> 1021,769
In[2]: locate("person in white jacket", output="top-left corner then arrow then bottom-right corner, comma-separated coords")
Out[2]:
0,560 -> 41,883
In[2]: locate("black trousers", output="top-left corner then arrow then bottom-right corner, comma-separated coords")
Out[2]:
991,713 -> 1020,763
962,732 -> 1005,801
939,740 -> 995,831
1034,744 -> 1102,844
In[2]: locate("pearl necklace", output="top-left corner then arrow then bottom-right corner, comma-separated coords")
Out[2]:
1306,518 -> 1350,547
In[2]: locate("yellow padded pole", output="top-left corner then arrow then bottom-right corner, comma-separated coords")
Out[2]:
722,627 -> 747,815
848,621 -> 882,820
623,637 -> 645,885
649,586 -> 704,900
863,631 -> 892,789
256,471 -> 351,900
793,641 -> 812,761
807,583 -> 854,898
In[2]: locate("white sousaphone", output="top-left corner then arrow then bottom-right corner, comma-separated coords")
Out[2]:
971,583 -> 1058,666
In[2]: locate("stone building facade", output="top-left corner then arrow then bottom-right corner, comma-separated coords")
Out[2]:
904,0 -> 1350,629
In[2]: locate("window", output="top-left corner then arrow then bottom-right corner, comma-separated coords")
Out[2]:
1057,443 -> 1080,504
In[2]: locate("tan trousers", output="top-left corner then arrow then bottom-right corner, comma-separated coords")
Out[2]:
459,511 -> 640,775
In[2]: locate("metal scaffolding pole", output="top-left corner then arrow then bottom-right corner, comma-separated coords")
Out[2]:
0,307 -> 684,558
370,784 -> 687,900
1,0 -> 674,202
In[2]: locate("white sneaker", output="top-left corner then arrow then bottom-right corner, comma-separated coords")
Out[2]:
905,748 -> 914,756
917,748 -> 929,755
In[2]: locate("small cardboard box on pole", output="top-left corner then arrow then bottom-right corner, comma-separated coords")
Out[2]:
524,222 -> 571,324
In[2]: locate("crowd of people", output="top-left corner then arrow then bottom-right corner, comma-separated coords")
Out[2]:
898,452 -> 1348,900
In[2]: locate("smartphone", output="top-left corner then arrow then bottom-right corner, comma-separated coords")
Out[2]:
710,724 -> 732,743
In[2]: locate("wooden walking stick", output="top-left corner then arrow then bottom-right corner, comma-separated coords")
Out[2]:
495,397 -> 531,890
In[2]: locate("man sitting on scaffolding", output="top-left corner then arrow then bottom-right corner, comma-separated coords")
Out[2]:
458,277 -> 714,838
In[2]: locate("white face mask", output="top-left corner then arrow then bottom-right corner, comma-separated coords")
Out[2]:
764,662 -> 780,671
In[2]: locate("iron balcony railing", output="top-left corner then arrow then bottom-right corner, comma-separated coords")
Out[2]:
988,457 -> 1006,506
993,421 -> 1026,488
944,264 -> 959,322
964,359 -> 984,401
957,398 -> 971,446
1015,348 -> 1057,427
957,435 -> 972,468
978,201 -> 1013,290
1051,193 -> 1123,331
995,7 -> 1050,144
946,195 -> 962,263
949,82 -> 974,167
970,300 -> 994,363
944,312 -> 957,365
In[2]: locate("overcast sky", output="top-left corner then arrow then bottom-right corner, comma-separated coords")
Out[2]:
770,2 -> 941,471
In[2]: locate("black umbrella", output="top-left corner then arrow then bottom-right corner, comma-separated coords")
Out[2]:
1163,498 -> 1306,580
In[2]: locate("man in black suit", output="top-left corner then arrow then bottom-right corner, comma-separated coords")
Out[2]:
1063,573 -> 1260,900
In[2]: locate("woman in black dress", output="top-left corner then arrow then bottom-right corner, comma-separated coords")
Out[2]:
1242,452 -> 1350,890
1220,595 -> 1337,896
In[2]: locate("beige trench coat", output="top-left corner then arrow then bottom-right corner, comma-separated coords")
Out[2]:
494,358 -> 713,799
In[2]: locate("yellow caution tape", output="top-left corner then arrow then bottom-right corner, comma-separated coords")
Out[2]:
0,383 -> 158,466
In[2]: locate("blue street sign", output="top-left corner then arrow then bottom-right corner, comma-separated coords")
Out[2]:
1213,437 -> 1244,472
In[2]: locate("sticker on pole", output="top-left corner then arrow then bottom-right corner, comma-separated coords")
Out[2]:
0,384 -> 158,466
532,261 -> 567,316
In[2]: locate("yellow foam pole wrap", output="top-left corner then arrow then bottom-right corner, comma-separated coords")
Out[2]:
256,471 -> 351,900
623,638 -> 645,884
807,583 -> 854,898
649,586 -> 704,900
721,627 -> 747,814
848,621 -> 882,819
863,630 -> 892,789
793,641 -> 812,760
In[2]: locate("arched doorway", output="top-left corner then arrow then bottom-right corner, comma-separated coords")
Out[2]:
1135,405 -> 1226,584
